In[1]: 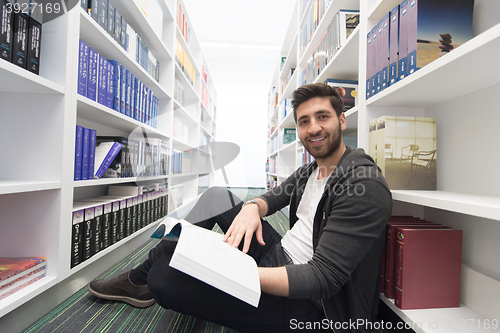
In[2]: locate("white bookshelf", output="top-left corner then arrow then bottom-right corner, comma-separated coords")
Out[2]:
267,0 -> 500,331
0,0 -> 217,322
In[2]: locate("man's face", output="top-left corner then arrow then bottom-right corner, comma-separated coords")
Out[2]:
296,97 -> 346,161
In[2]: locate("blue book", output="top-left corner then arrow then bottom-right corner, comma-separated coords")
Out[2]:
106,60 -> 113,108
98,0 -> 107,30
87,47 -> 98,101
90,0 -> 98,22
74,125 -> 84,181
133,77 -> 139,120
106,1 -> 114,37
125,69 -> 131,117
398,0 -> 409,80
381,12 -> 390,91
78,39 -> 89,96
113,9 -> 121,45
120,15 -> 127,50
82,127 -> 91,180
389,5 -> 399,86
94,141 -> 124,179
130,73 -> 135,119
97,54 -> 107,105
80,0 -> 87,10
119,64 -> 125,113
88,129 -> 97,179
108,60 -> 120,111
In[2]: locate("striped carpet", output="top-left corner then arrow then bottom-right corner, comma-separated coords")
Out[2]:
24,188 -> 292,333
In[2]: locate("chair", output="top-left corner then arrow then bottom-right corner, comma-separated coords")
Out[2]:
407,150 -> 437,183
400,144 -> 419,163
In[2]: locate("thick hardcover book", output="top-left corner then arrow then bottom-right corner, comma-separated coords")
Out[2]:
0,0 -> 14,62
78,39 -> 89,96
119,64 -> 125,113
93,141 -> 123,179
87,47 -> 98,101
395,228 -> 462,310
97,54 -> 107,105
98,0 -> 106,30
80,0 -> 87,10
83,206 -> 95,259
151,218 -> 261,307
88,128 -> 96,180
398,0 -> 409,80
120,15 -> 126,50
118,198 -> 126,240
105,60 -> 113,108
125,69 -> 130,117
26,0 -> 42,74
113,9 -> 121,45
93,204 -> 103,254
370,25 -> 378,96
389,5 -> 399,86
383,222 -> 449,299
12,0 -> 29,68
81,198 -> 112,249
106,1 -> 114,37
381,12 -> 390,91
111,199 -> 120,243
108,60 -> 120,111
74,125 -> 84,181
407,0 -> 474,75
81,127 -> 90,180
366,30 -> 372,99
71,209 -> 84,267
90,0 -> 98,22
125,197 -> 133,236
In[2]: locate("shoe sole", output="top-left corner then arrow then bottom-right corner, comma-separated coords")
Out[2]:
88,285 -> 156,308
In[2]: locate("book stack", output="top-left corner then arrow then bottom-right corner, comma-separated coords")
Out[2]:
175,37 -> 195,85
176,0 -> 190,45
95,136 -> 170,179
324,79 -> 358,111
1,0 -> 43,75
83,0 -> 161,81
299,0 -> 333,56
380,215 -> 462,310
78,39 -> 160,129
366,0 -> 475,99
300,9 -> 360,85
71,183 -> 169,268
0,257 -> 46,300
368,115 -> 436,190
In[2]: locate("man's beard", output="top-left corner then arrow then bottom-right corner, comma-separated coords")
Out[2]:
302,120 -> 342,160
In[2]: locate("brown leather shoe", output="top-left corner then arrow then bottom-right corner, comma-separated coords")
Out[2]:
88,271 -> 155,308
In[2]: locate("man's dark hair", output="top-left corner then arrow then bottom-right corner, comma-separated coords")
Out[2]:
291,83 -> 345,122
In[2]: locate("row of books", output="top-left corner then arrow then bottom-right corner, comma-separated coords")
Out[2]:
300,9 -> 359,85
0,257 -> 46,300
299,0 -> 333,56
380,216 -> 462,310
175,37 -> 195,85
78,39 -> 159,129
281,68 -> 295,94
0,0 -> 42,75
368,115 -> 437,190
366,0 -> 474,98
176,0 -> 191,45
266,156 -> 276,174
71,184 -> 169,268
266,175 -> 278,191
173,117 -> 189,143
297,146 -> 314,166
171,149 -> 191,175
82,0 -> 161,81
174,79 -> 185,106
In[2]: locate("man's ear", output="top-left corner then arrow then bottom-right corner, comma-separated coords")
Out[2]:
340,112 -> 347,131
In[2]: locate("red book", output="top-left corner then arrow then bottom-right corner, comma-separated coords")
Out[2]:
383,223 -> 449,298
394,228 -> 462,310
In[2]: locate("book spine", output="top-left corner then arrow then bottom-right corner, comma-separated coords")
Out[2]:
407,0 -> 417,75
80,0 -> 87,10
81,127 -> 90,180
398,0 -> 409,80
106,1 -> 114,37
78,40 -> 89,96
87,47 -> 98,101
26,0 -> 41,74
88,128 -> 96,179
98,0 -> 106,30
113,9 -> 121,45
119,64 -> 125,113
381,12 -> 390,91
118,199 -> 126,240
108,60 -> 120,111
97,54 -> 107,105
95,142 -> 123,178
120,15 -> 126,50
0,0 -> 14,62
102,202 -> 111,249
93,205 -> 102,254
12,0 -> 29,69
106,60 -> 113,108
111,201 -> 119,244
125,197 -> 132,236
389,5 -> 399,86
71,210 -> 84,268
90,0 -> 98,22
83,207 -> 95,259
125,69 -> 131,117
394,236 -> 405,308
74,125 -> 84,181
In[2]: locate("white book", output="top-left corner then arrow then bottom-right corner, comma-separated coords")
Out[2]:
151,217 -> 261,307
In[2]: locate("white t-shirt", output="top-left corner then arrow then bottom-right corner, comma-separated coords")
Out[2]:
281,167 -> 328,264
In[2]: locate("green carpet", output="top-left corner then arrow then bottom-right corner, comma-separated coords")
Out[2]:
24,188 -> 289,333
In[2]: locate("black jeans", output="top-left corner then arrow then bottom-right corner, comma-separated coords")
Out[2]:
130,187 -> 326,332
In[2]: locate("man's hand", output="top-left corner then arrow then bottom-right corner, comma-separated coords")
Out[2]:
223,200 -> 266,253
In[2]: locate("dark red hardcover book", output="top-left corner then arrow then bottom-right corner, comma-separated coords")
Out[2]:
394,228 -> 462,309
383,221 -> 445,298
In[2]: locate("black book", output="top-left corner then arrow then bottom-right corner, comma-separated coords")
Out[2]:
83,207 -> 95,260
26,1 -> 42,74
71,209 -> 84,268
0,0 -> 14,62
12,0 -> 29,68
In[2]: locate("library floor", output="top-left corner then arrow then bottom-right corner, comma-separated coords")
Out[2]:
22,188 -> 397,333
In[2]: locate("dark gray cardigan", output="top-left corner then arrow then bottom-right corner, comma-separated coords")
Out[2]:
260,147 -> 392,332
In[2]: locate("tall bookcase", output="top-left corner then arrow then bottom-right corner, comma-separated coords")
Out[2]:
0,0 -> 217,322
268,0 -> 500,331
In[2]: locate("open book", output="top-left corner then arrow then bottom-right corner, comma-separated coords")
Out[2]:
151,217 -> 261,307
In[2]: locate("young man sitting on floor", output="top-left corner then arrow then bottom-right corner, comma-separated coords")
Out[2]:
88,83 -> 392,333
